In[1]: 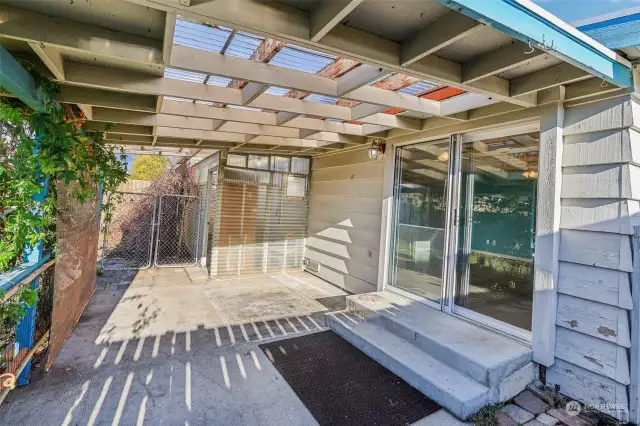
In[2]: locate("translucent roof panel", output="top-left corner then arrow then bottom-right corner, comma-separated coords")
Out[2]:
206,76 -> 233,87
227,105 -> 262,112
264,86 -> 291,96
305,94 -> 339,104
195,100 -> 221,106
174,18 -> 232,52
269,45 -> 336,74
397,81 -> 439,96
225,32 -> 264,59
164,96 -> 193,102
164,68 -> 207,83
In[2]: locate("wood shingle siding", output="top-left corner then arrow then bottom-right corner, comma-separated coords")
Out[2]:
547,95 -> 640,422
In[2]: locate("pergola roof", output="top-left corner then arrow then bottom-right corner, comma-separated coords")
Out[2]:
0,0 -> 632,158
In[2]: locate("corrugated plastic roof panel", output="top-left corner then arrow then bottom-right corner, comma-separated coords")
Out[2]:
174,18 -> 232,52
206,76 -> 233,87
225,32 -> 264,59
269,45 -> 335,74
228,105 -> 262,112
397,81 -> 439,96
264,86 -> 291,96
164,96 -> 193,102
305,94 -> 339,104
164,67 -> 207,83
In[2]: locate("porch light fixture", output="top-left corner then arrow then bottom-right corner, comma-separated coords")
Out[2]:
522,169 -> 539,179
437,150 -> 450,162
367,139 -> 385,161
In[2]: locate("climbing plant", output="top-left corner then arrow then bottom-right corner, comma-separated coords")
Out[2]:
0,69 -> 128,273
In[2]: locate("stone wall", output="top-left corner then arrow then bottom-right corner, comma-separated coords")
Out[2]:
46,179 -> 100,369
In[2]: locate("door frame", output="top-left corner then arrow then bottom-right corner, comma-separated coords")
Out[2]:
380,122 -> 541,342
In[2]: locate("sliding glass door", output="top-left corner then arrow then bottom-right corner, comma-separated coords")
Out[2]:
454,130 -> 539,332
388,139 -> 451,305
387,127 -> 539,336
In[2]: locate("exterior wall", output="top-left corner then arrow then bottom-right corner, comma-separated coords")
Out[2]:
305,148 -> 384,294
47,179 -> 100,369
545,95 -> 640,422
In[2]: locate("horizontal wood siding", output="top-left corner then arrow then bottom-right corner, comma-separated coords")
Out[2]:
305,148 -> 383,294
548,95 -> 639,422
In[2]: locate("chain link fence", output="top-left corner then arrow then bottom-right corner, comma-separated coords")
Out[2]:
101,192 -> 157,270
155,195 -> 201,267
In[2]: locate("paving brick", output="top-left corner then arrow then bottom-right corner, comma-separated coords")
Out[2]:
536,412 -> 559,425
496,412 -> 519,426
524,420 -> 546,426
547,408 -> 594,426
515,390 -> 550,415
502,404 -> 535,424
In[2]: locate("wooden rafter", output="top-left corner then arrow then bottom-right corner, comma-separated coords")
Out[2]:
228,38 -> 286,90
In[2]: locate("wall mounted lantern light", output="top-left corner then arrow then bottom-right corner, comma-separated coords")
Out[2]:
367,138 -> 386,161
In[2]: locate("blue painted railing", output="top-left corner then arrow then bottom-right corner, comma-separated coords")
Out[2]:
0,255 -> 55,403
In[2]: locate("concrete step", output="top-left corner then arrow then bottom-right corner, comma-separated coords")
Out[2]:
347,292 -> 532,390
327,311 -> 491,420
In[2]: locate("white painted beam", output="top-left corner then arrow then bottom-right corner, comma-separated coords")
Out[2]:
510,62 -> 591,97
462,41 -> 545,83
163,12 -> 177,65
170,44 -> 441,114
401,12 -> 482,67
310,0 -> 364,42
122,0 -> 534,105
350,103 -> 387,120
336,64 -> 386,96
28,42 -> 65,80
0,4 -> 162,69
241,82 -> 269,104
532,103 -> 564,366
57,85 -> 157,112
275,111 -> 299,125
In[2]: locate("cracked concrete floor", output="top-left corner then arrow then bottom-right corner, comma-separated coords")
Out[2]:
0,270 -> 349,426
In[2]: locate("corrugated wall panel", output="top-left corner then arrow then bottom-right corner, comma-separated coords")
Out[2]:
210,161 -> 309,277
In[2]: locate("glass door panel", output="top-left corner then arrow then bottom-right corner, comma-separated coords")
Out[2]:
389,139 -> 451,303
455,131 -> 539,331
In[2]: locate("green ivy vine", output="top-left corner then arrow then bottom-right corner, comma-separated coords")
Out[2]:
0,68 -> 128,272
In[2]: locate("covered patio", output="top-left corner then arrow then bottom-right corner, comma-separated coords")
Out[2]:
0,270 -> 350,425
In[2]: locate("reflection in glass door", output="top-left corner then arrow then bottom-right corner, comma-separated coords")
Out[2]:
454,131 -> 540,331
388,139 -> 451,304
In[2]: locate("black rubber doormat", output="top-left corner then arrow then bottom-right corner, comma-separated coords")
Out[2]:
259,330 -> 440,426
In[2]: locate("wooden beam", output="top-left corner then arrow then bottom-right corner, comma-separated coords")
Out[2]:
0,4 -> 162,70
401,12 -> 482,67
462,41 -> 545,83
532,103 -> 563,366
309,0 -> 364,42
337,64 -> 386,96
131,0 -> 535,104
0,45 -> 45,112
57,85 -> 157,112
170,44 -> 441,114
241,82 -> 269,104
28,42 -> 65,80
228,37 -> 285,89
163,12 -> 177,65
510,62 -> 591,97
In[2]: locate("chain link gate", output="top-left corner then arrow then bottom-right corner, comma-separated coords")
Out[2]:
154,194 -> 202,267
102,192 -> 205,270
101,192 -> 157,270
